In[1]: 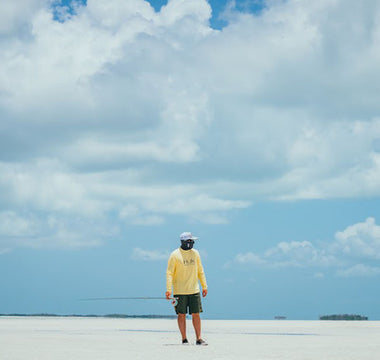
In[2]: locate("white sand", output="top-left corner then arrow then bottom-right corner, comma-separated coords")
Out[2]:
1,317 -> 379,360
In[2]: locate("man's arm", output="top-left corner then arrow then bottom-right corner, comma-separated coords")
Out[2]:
166,253 -> 176,299
197,253 -> 208,297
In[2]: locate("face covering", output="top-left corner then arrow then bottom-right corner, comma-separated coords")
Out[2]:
181,240 -> 194,250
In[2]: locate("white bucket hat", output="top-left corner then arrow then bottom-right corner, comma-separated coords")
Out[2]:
180,232 -> 198,241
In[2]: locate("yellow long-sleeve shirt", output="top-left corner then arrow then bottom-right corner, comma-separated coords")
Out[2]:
166,248 -> 207,295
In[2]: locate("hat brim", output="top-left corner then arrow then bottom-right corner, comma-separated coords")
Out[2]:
181,236 -> 198,241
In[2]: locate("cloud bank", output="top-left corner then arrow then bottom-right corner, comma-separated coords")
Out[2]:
233,217 -> 380,277
1,0 -> 380,249
131,247 -> 170,261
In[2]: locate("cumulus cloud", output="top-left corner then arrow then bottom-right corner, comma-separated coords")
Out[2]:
2,0 -> 380,249
235,241 -> 336,268
0,0 -> 46,35
332,217 -> 380,259
0,211 -> 37,237
131,247 -> 169,261
0,210 -> 111,250
232,217 -> 380,277
336,264 -> 380,278
234,252 -> 266,265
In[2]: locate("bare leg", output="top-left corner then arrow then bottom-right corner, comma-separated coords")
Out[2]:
192,313 -> 201,340
177,313 -> 187,340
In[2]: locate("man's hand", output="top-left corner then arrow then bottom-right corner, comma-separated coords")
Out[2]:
165,291 -> 172,299
202,289 -> 208,297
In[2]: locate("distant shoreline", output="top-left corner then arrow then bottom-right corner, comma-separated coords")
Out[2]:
0,314 -> 374,321
319,314 -> 368,321
0,313 -> 177,319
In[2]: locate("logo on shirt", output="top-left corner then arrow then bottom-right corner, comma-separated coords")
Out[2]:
183,258 -> 195,266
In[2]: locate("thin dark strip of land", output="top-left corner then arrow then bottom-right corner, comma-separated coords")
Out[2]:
0,313 -> 176,319
319,314 -> 368,320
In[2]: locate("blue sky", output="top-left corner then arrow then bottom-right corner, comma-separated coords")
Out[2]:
1,0 -> 380,320
54,0 -> 266,28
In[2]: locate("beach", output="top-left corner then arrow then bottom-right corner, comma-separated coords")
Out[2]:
0,317 -> 379,360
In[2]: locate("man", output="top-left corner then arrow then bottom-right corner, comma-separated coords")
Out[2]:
166,232 -> 208,345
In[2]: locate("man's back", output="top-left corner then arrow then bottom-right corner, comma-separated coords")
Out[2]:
166,247 -> 206,295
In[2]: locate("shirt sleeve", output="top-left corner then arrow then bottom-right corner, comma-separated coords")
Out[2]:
197,253 -> 207,290
166,253 -> 176,292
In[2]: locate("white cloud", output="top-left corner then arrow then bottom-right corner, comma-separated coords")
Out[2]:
264,241 -> 335,267
0,211 -> 37,237
144,194 -> 250,214
332,217 -> 380,259
0,160 -> 105,217
0,210 -> 112,250
2,0 -> 380,249
131,247 -> 169,261
232,217 -> 380,277
234,240 -> 335,268
0,0 -> 46,35
159,0 -> 212,30
235,252 -> 266,265
63,136 -> 202,164
336,264 -> 380,278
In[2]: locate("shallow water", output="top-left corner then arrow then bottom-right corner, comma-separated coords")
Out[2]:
0,317 -> 379,360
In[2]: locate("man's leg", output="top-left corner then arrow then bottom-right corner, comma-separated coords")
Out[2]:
177,313 -> 187,340
192,313 -> 201,340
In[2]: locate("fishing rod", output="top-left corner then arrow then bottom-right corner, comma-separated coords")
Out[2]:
78,296 -> 179,306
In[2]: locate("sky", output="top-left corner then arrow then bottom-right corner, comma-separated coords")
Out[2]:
1,0 -> 380,320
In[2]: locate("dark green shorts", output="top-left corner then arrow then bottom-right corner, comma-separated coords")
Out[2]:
174,292 -> 203,314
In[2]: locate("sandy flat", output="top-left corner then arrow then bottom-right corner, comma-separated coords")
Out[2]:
0,317 -> 379,360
